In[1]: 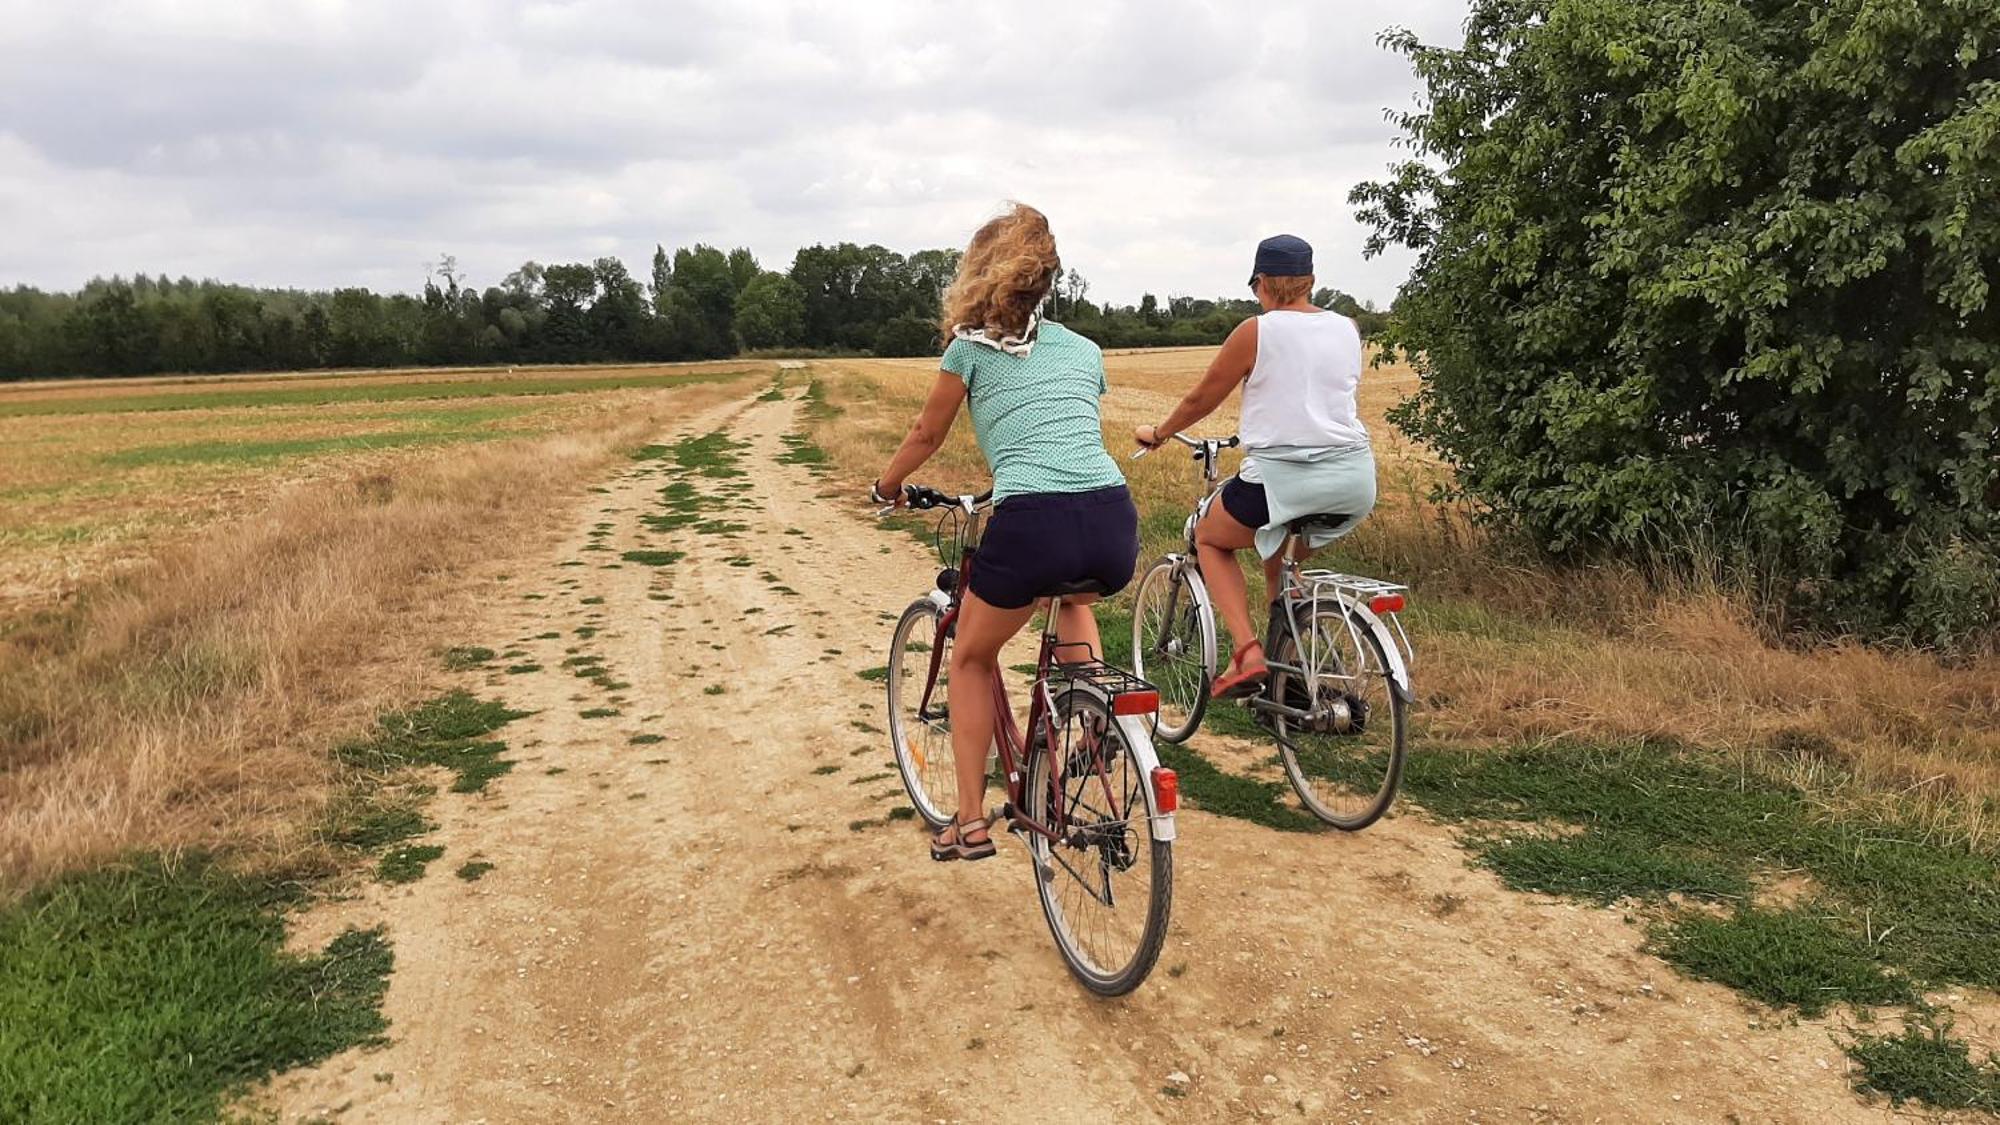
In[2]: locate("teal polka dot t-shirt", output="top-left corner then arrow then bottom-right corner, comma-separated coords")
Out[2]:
941,322 -> 1125,504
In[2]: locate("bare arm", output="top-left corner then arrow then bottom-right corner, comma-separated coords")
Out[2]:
1135,317 -> 1258,447
876,371 -> 967,496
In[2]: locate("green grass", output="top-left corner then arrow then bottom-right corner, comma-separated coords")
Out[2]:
0,856 -> 391,1123
4,367 -> 753,419
1850,1019 -> 2000,1111
578,707 -> 619,719
812,764 -> 842,775
325,802 -> 432,850
621,549 -> 685,567
777,432 -> 829,468
336,691 -> 529,794
1153,739 -> 1319,832
1391,743 -> 2000,991
455,861 -> 496,882
1355,737 -> 2000,1109
856,665 -> 889,682
629,733 -> 666,746
1648,907 -> 1915,1015
505,662 -> 542,674
441,645 -> 496,671
801,377 -> 840,420
376,843 -> 446,884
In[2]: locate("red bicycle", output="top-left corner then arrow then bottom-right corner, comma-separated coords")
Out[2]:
882,485 -> 1177,996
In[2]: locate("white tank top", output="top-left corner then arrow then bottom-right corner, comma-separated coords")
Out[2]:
1239,310 -> 1367,453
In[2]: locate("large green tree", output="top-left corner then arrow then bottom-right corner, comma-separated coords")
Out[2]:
732,271 -> 806,350
1355,0 -> 1999,645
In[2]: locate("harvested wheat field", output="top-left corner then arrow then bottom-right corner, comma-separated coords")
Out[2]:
3,356 -> 1997,1123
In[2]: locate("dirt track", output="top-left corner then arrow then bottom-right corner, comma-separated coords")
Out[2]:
266,385 -> 1932,1123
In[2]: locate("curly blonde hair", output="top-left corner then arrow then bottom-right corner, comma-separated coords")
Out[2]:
940,203 -> 1060,342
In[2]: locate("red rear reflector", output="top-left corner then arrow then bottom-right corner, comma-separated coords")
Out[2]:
1151,767 -> 1180,814
1113,690 -> 1159,716
1368,594 -> 1406,615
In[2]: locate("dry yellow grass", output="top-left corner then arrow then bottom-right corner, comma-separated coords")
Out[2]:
0,360 -> 753,612
802,349 -> 2000,845
0,373 -> 754,893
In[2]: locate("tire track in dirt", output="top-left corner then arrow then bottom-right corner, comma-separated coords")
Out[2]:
265,382 -> 1940,1124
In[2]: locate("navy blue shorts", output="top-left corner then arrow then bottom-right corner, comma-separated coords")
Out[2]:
969,485 -> 1139,610
1218,475 -> 1270,529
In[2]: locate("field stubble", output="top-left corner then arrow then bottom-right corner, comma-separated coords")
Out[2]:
0,364 -> 753,891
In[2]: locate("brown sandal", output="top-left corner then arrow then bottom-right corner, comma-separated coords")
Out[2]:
930,812 -> 997,862
1211,640 -> 1269,700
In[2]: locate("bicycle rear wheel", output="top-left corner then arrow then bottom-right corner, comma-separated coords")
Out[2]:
1269,609 -> 1407,831
887,598 -> 956,829
1129,559 -> 1214,743
1024,689 -> 1173,996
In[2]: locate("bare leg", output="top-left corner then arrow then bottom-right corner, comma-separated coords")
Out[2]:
1195,501 -> 1262,670
1053,596 -> 1102,661
946,591 -> 1037,843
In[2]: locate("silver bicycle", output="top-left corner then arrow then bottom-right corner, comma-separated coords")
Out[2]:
1131,433 -> 1415,830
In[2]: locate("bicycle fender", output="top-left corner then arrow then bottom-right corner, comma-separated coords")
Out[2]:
926,589 -> 951,611
1114,713 -> 1178,843
1346,604 -> 1414,705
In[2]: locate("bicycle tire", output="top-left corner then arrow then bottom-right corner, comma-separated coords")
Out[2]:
1268,610 -> 1407,831
886,597 -> 956,829
1024,689 -> 1173,996
1129,559 -> 1214,744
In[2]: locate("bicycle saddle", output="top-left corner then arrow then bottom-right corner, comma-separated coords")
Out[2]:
1042,578 -> 1115,598
1286,513 -> 1351,535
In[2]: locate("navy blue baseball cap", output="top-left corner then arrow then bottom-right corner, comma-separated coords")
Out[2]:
1249,234 -> 1313,286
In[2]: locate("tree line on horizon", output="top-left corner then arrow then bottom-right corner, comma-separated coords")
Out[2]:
0,244 -> 1389,381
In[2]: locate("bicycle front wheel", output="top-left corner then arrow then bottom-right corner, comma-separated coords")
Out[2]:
1024,690 -> 1173,996
1269,610 -> 1407,831
1129,559 -> 1214,743
887,597 -> 955,829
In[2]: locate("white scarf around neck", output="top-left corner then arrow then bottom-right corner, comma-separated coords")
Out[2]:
952,312 -> 1041,357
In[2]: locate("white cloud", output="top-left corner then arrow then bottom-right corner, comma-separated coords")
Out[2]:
0,0 -> 1468,307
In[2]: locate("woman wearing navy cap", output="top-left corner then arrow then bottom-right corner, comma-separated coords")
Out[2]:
1133,235 -> 1377,698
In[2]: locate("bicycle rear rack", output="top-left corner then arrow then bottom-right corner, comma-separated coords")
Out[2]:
1051,657 -> 1161,716
1294,569 -> 1416,672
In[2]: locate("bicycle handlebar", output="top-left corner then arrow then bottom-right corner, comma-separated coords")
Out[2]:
878,484 -> 993,515
1131,433 -> 1240,460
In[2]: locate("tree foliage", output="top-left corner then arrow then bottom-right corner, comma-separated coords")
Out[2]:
0,246 -> 1385,380
1355,0 -> 2000,645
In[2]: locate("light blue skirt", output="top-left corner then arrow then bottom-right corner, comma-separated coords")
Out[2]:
1247,443 -> 1377,559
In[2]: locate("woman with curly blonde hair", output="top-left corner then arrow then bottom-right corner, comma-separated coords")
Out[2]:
873,203 -> 1138,862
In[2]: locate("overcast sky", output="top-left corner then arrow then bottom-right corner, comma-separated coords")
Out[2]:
0,0 -> 1468,308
